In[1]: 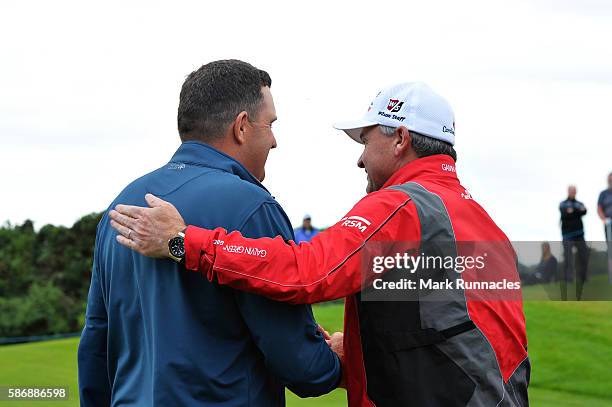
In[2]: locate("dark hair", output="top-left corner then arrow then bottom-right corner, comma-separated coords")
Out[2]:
379,126 -> 457,162
411,131 -> 457,162
177,59 -> 272,142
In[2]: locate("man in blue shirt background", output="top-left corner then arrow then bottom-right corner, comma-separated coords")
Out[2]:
293,215 -> 319,243
77,60 -> 341,406
598,172 -> 612,282
597,172 -> 612,242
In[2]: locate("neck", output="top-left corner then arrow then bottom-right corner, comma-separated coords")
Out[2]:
205,138 -> 238,158
388,152 -> 419,178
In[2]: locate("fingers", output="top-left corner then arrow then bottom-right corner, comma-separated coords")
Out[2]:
145,193 -> 168,208
115,204 -> 145,218
317,324 -> 331,340
109,210 -> 138,230
116,234 -> 141,252
110,219 -> 133,239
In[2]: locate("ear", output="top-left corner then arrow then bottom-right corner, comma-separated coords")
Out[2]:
394,126 -> 412,157
231,111 -> 249,145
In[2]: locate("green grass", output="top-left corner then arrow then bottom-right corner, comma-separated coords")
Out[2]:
523,273 -> 612,301
0,337 -> 78,406
1,301 -> 611,406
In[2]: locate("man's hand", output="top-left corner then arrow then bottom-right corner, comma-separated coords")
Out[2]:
109,193 -> 186,258
326,332 -> 346,389
317,324 -> 331,340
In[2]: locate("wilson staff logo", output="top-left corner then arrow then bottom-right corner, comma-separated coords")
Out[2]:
386,99 -> 404,113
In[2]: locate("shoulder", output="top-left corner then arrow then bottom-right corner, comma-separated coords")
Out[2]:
337,188 -> 418,235
182,169 -> 279,211
349,188 -> 414,217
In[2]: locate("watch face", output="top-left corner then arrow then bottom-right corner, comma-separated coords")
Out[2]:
169,236 -> 185,258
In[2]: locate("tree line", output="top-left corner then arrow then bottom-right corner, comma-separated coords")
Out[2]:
0,213 -> 102,337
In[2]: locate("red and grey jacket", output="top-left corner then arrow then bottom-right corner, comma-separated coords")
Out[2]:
184,155 -> 530,406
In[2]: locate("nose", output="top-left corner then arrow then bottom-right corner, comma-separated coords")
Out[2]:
357,151 -> 365,169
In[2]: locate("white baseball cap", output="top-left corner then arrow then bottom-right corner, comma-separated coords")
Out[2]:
334,82 -> 456,145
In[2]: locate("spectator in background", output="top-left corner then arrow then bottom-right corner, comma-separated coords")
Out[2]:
535,242 -> 558,283
559,185 -> 589,300
598,172 -> 612,282
294,214 -> 319,243
597,172 -> 612,242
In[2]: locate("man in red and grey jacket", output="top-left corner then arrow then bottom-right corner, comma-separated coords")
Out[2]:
110,82 -> 530,406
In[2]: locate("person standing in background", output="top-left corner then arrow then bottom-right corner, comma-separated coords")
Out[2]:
597,172 -> 612,282
294,214 -> 319,243
559,185 -> 589,300
597,172 -> 612,241
536,242 -> 558,283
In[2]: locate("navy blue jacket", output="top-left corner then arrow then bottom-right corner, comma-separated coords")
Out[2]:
559,198 -> 587,240
78,142 -> 340,406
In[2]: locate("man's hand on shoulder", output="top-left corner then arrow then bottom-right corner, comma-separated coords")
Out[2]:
109,193 -> 186,258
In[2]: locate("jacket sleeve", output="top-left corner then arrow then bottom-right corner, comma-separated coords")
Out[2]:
78,251 -> 111,406
185,189 -> 418,304
560,202 -> 575,220
232,202 -> 341,397
560,201 -> 587,220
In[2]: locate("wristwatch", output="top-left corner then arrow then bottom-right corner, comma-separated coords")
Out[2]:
168,230 -> 186,263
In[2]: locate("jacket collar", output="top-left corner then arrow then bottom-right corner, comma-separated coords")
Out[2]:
382,154 -> 459,188
169,141 -> 268,192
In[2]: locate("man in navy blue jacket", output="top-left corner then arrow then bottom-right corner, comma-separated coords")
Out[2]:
559,185 -> 589,300
77,60 -> 341,406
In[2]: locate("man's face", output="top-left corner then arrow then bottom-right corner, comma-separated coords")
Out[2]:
357,126 -> 398,194
568,185 -> 577,199
303,218 -> 311,229
243,87 -> 277,181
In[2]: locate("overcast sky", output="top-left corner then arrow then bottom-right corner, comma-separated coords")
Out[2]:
1,0 -> 611,243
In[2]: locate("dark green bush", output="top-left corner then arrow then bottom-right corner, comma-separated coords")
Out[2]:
0,213 -> 102,337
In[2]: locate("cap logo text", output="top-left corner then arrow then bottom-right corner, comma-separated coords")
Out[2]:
378,111 -> 406,122
442,125 -> 455,135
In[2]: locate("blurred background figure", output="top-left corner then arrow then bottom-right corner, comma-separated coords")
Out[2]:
535,242 -> 558,283
597,172 -> 612,282
559,185 -> 589,300
294,214 -> 319,243
597,172 -> 612,240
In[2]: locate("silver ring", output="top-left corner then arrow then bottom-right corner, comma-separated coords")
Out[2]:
127,229 -> 132,239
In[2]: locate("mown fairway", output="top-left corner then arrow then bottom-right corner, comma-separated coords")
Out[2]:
1,301 -> 611,406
